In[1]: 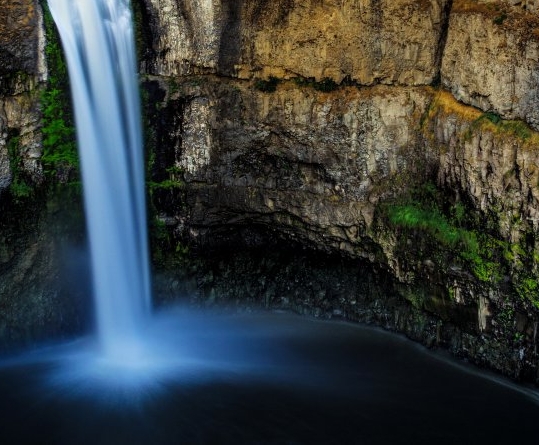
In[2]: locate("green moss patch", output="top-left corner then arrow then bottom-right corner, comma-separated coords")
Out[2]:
40,1 -> 78,181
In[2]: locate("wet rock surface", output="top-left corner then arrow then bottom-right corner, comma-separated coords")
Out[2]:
151,232 -> 534,383
0,190 -> 88,353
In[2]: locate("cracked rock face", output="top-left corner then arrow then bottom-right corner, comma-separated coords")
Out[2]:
138,0 -> 539,383
178,83 -> 430,248
442,2 -> 539,130
143,0 -> 452,83
0,0 -> 45,194
142,0 -> 539,130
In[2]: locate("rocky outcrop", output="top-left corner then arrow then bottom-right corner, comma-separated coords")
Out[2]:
428,90 -> 539,237
442,1 -> 539,129
143,0 -> 452,84
157,79 -> 431,252
0,0 -> 46,194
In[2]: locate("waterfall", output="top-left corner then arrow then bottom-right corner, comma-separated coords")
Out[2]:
47,0 -> 151,360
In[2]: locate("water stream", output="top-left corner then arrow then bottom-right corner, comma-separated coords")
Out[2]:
47,0 -> 151,360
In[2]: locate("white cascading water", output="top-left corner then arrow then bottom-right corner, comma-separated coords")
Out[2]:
47,0 -> 151,360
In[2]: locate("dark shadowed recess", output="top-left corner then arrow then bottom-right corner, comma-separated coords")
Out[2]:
218,0 -> 244,75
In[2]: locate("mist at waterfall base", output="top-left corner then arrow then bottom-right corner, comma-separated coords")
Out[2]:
2,310 -> 539,445
1,0 -> 539,443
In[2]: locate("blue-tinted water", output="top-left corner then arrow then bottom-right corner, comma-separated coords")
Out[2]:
0,309 -> 538,445
47,0 -> 151,358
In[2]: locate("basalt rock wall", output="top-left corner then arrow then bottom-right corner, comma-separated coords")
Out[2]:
139,0 -> 539,383
0,0 -> 45,193
0,0 -> 84,352
143,0 -> 452,84
141,0 -> 539,129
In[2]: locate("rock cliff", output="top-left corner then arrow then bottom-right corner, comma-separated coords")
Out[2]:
139,0 -> 539,383
0,0 -> 45,193
0,0 -> 82,351
2,0 -> 539,383
443,1 -> 539,129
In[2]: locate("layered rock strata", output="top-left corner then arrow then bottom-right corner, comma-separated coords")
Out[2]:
143,0 -> 453,84
442,1 -> 539,129
138,0 -> 539,383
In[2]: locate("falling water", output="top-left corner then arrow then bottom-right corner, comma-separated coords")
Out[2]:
47,0 -> 151,360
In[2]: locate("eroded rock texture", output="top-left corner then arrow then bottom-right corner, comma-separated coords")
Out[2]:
142,0 -> 539,130
0,0 -> 45,194
138,0 -> 539,383
442,1 -> 539,129
143,0 -> 452,84
177,82 -> 431,250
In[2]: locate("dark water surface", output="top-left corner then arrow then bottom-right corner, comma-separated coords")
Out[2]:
0,309 -> 538,444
